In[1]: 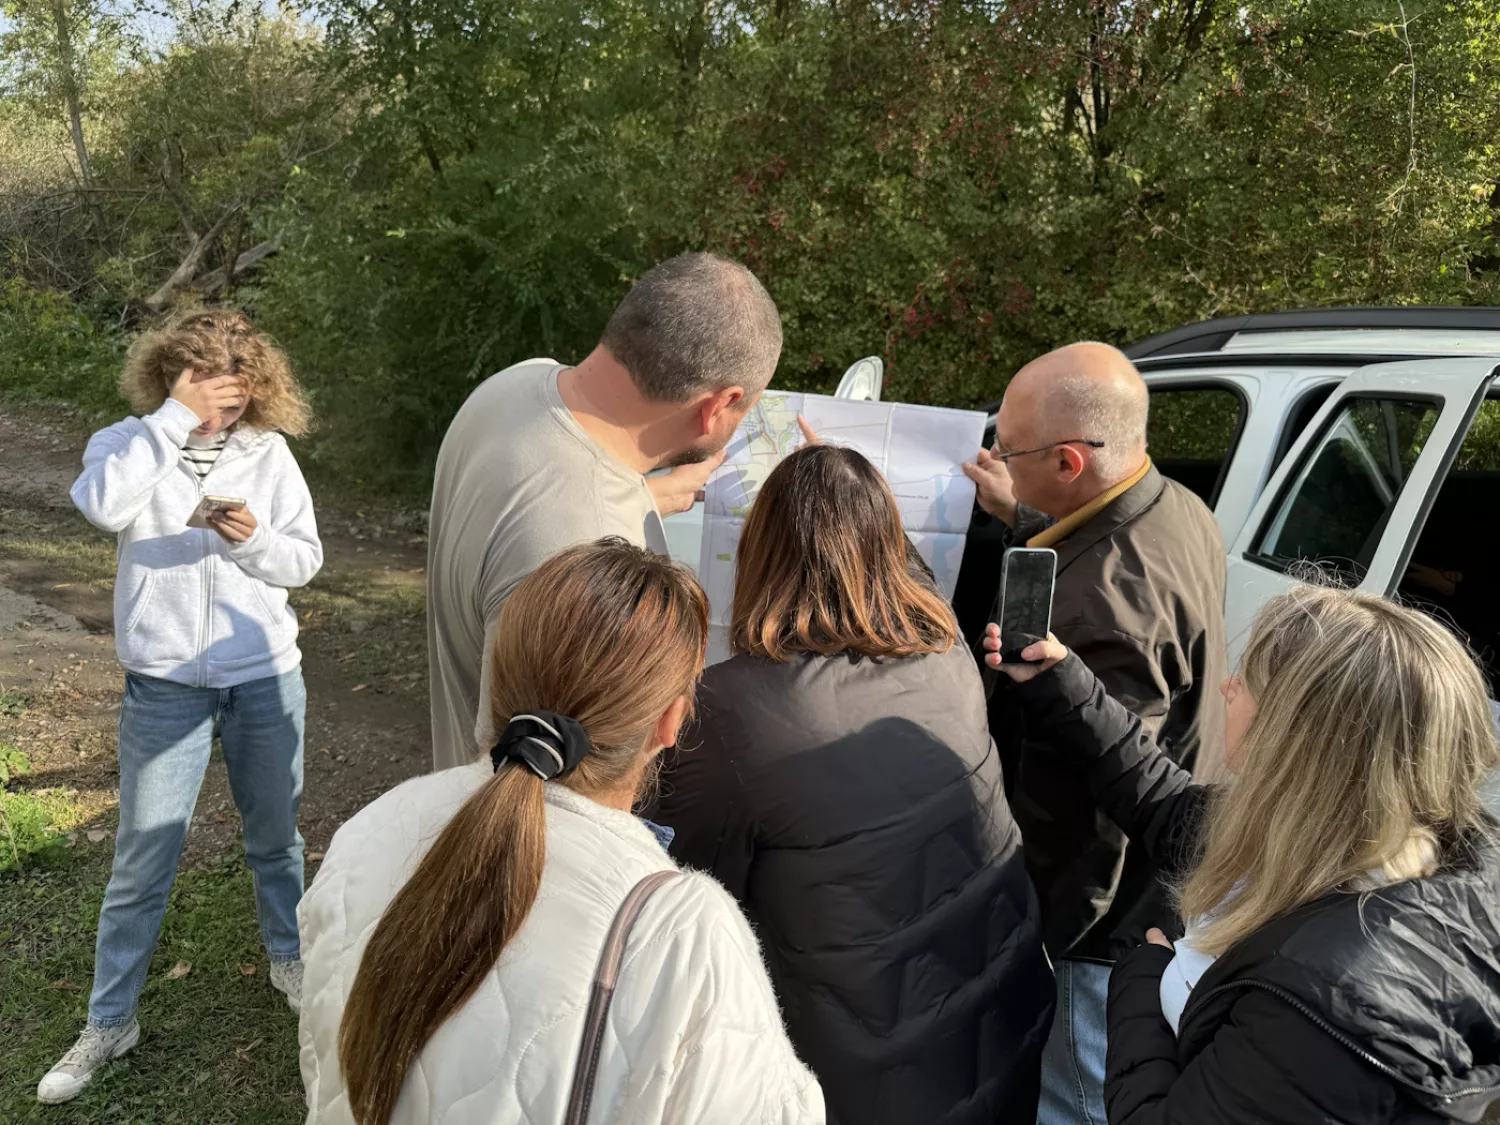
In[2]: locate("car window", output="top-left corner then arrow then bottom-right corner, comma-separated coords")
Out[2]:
1252,397 -> 1439,579
1147,386 -> 1244,505
1268,383 -> 1336,473
1398,395 -> 1500,694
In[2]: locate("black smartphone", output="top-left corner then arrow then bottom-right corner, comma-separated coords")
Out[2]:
998,547 -> 1057,663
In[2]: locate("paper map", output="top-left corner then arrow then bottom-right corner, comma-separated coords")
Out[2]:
699,391 -> 986,625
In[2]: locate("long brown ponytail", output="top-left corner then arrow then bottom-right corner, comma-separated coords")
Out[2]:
338,539 -> 708,1125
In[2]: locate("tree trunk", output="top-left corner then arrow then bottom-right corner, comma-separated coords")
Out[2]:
48,0 -> 96,191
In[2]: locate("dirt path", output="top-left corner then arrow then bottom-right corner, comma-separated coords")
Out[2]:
0,407 -> 434,862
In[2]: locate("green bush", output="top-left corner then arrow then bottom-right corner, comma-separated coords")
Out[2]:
0,278 -> 127,419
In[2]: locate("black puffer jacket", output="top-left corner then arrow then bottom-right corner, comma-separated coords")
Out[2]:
1014,653 -> 1500,1124
655,644 -> 1053,1125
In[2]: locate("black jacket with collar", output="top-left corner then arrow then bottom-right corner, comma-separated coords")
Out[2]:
984,465 -> 1228,959
1013,652 -> 1500,1124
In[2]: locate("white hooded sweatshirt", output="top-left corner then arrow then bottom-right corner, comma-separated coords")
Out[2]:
71,397 -> 323,688
298,764 -> 826,1125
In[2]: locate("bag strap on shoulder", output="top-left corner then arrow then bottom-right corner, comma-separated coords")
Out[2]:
563,869 -> 681,1125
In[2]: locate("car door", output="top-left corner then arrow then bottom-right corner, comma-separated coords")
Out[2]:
1222,357 -> 1498,670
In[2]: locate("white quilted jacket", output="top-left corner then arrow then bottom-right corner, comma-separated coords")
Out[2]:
298,764 -> 825,1125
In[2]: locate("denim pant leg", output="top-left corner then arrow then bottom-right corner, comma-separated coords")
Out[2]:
219,667 -> 305,962
1036,960 -> 1111,1125
89,674 -> 217,1027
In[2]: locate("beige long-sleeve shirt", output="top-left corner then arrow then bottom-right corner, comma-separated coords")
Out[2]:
425,360 -> 666,770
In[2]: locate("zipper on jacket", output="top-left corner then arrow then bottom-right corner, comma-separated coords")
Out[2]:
183,428 -> 266,687
1182,978 -> 1489,1104
190,471 -> 212,689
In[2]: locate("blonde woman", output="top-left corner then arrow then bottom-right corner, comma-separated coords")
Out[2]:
41,309 -> 321,1103
986,585 -> 1500,1123
298,539 -> 823,1125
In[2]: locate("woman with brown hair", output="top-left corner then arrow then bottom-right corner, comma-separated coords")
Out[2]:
655,445 -> 1053,1125
297,539 -> 823,1125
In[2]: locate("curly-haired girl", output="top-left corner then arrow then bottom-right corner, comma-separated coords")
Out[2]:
39,309 -> 323,1104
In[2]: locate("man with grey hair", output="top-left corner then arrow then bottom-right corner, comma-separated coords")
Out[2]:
964,341 -> 1227,1125
426,252 -> 782,770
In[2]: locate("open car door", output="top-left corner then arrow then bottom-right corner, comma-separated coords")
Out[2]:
1223,357 -> 1499,670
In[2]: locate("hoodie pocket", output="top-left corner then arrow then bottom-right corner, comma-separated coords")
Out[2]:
251,579 -> 288,629
119,571 -> 158,635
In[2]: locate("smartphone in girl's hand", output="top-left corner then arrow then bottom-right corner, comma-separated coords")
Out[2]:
186,495 -> 247,530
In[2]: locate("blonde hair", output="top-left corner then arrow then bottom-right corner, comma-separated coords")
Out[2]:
338,539 -> 707,1125
1181,585 -> 1498,955
121,308 -> 311,436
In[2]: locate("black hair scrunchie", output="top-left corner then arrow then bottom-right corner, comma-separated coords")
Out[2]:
491,710 -> 591,780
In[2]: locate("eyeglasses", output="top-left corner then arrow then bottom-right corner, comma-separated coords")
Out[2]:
994,439 -> 1105,465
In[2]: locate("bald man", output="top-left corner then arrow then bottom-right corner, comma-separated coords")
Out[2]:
964,342 -> 1227,1125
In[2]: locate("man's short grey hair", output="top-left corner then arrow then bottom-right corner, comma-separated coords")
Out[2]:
601,252 -> 783,403
1040,367 -> 1149,482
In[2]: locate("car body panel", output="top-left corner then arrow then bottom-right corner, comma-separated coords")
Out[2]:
1221,358 -> 1498,669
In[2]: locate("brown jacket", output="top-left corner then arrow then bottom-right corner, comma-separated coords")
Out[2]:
985,465 -> 1227,959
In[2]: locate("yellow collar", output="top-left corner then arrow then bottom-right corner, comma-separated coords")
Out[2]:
1027,458 -> 1153,550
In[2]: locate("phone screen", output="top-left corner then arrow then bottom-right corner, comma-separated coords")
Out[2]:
999,548 -> 1057,662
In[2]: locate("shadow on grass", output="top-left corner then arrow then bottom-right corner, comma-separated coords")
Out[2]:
0,840 -> 304,1124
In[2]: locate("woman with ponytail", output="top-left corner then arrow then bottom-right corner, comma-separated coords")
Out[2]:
296,538 -> 824,1125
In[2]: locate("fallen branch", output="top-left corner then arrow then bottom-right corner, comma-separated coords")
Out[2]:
193,238 -> 279,295
144,205 -> 241,311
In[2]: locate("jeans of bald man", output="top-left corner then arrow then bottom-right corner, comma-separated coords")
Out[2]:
1036,959 -> 1110,1125
88,669 -> 305,1026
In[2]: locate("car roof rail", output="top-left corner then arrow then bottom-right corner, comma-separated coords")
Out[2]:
1125,306 -> 1500,359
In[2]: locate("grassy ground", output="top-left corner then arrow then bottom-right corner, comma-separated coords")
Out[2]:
1,847 -> 305,1124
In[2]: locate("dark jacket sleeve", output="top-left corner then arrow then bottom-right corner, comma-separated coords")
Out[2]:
653,686 -> 756,899
1066,625 -> 1175,742
1012,653 -> 1208,880
1105,955 -> 1407,1124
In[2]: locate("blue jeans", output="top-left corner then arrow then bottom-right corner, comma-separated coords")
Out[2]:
89,669 -> 306,1027
1036,959 -> 1110,1125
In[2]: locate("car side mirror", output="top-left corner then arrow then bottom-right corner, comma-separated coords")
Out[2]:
834,356 -> 883,402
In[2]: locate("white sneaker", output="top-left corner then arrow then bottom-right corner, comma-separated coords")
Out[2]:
37,1021 -> 141,1104
270,959 -> 303,1013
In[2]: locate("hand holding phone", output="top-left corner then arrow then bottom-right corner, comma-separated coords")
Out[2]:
996,547 -> 1057,663
207,504 -> 258,544
187,495 -> 247,531
982,623 -> 1067,681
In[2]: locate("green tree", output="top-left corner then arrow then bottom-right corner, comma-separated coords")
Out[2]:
5,0 -> 1500,488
